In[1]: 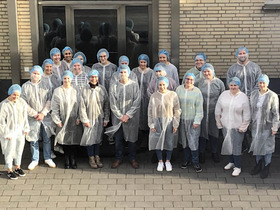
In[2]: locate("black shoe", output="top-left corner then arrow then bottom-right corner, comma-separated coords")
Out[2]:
14,168 -> 26,177
151,152 -> 158,164
199,153 -> 205,164
64,155 -> 70,169
181,161 -> 192,169
260,163 -> 270,179
70,155 -> 77,169
212,153 -> 220,163
193,164 -> 202,173
250,159 -> 263,175
7,172 -> 18,180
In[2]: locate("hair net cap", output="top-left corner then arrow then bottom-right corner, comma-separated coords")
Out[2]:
117,64 -> 131,76
70,58 -> 83,69
183,72 -> 196,83
157,76 -> 169,87
118,55 -> 129,66
138,54 -> 150,67
42,59 -> 54,69
201,63 -> 215,75
258,74 -> 270,85
235,46 -> 249,57
74,52 -> 87,64
194,53 -> 207,61
97,48 -> 109,61
62,46 -> 73,55
8,84 -> 21,95
158,49 -> 169,60
50,48 -> 61,58
154,63 -> 167,72
88,69 -> 99,79
30,65 -> 43,75
62,70 -> 73,81
229,77 -> 241,87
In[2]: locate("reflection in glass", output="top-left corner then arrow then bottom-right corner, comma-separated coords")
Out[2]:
74,10 -> 118,66
126,6 -> 149,69
43,6 -> 65,59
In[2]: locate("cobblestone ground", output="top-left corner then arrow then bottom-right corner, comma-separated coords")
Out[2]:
0,142 -> 280,210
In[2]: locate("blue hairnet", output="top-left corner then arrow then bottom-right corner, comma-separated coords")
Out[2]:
74,52 -> 87,64
42,59 -> 53,69
62,46 -> 73,55
258,74 -> 270,85
158,49 -> 169,60
97,48 -> 109,61
229,77 -> 241,87
88,69 -> 99,79
50,48 -> 61,58
70,58 -> 83,69
61,70 -> 73,81
138,54 -> 150,67
8,84 -> 21,95
154,63 -> 167,72
30,65 -> 43,75
201,63 -> 215,76
235,46 -> 249,57
183,72 -> 196,83
118,55 -> 129,66
157,76 -> 169,88
117,64 -> 131,76
194,53 -> 207,61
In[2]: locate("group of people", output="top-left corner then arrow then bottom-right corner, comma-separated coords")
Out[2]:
0,46 -> 278,180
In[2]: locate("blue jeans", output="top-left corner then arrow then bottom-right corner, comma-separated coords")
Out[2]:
30,124 -> 51,161
156,150 -> 173,161
229,155 -> 241,168
114,126 -> 136,161
256,154 -> 272,166
183,147 -> 199,164
86,144 -> 100,157
199,135 -> 218,153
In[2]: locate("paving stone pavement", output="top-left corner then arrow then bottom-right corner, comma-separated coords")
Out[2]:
0,143 -> 280,210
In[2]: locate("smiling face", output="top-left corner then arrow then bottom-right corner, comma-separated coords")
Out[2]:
158,80 -> 167,93
63,76 -> 72,87
44,64 -> 53,75
8,91 -> 20,102
259,81 -> 268,92
159,54 -> 168,64
237,50 -> 248,63
195,58 -> 205,70
139,60 -> 147,70
73,63 -> 82,75
184,75 -> 194,89
99,52 -> 108,65
89,75 -> 99,85
229,83 -> 239,95
119,70 -> 128,83
31,71 -> 41,83
63,50 -> 72,62
52,53 -> 61,64
203,69 -> 213,80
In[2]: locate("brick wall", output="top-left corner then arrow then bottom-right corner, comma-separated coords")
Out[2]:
17,0 -> 33,79
0,0 -> 11,79
178,0 -> 280,78
158,0 -> 172,58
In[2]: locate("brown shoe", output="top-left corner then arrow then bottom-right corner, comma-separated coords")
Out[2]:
89,156 -> 98,169
130,160 -> 139,169
111,160 -> 122,169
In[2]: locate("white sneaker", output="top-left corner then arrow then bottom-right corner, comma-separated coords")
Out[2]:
44,159 -> 56,168
54,145 -> 64,154
28,161 -> 38,170
157,162 -> 164,172
51,151 -> 57,159
224,162 -> 235,170
165,161 -> 172,172
232,167 -> 241,177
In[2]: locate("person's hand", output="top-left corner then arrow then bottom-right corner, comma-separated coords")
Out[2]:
121,115 -> 130,123
272,131 -> 277,136
24,132 -> 28,136
76,120 -> 80,125
103,121 -> 108,127
193,124 -> 199,129
57,122 -> 63,128
173,127 -> 177,133
238,129 -> 245,133
6,137 -> 11,140
84,122 -> 90,128
151,128 -> 156,133
35,113 -> 45,121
